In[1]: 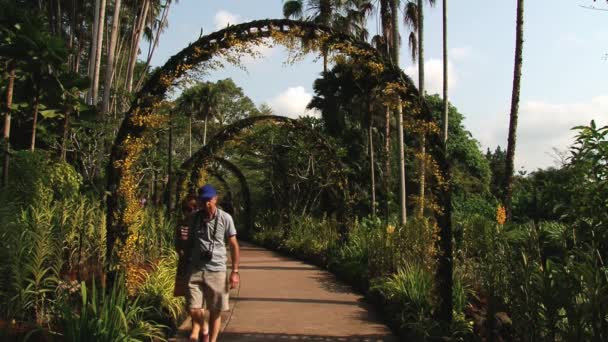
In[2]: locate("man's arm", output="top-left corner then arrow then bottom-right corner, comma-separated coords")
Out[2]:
228,235 -> 240,289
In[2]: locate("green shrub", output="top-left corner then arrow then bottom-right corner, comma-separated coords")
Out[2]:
0,196 -> 105,326
371,262 -> 436,339
138,251 -> 186,332
57,276 -> 166,341
1,151 -> 82,207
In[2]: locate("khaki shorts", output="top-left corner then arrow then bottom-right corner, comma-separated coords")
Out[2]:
187,269 -> 229,312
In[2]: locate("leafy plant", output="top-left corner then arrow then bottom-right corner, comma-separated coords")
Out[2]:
57,275 -> 166,342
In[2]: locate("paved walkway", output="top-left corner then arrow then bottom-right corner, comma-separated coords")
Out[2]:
173,242 -> 397,341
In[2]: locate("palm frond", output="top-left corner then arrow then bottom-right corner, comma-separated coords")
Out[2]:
283,0 -> 305,19
408,31 -> 418,63
403,1 -> 419,31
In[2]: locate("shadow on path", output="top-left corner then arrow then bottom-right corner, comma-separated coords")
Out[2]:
221,332 -> 396,341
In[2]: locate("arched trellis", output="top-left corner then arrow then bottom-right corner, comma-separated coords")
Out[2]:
175,115 -> 346,237
105,19 -> 451,316
210,157 -> 253,237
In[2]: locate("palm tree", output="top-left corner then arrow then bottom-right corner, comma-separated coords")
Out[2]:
504,0 -> 524,219
436,0 -> 453,325
283,0 -> 344,72
135,0 -> 174,90
87,0 -> 106,106
102,0 -> 122,114
389,0 -> 407,225
403,0 -> 436,217
2,62 -> 14,187
125,0 -> 150,93
442,0 -> 448,145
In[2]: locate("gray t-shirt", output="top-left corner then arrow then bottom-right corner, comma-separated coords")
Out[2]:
190,208 -> 237,272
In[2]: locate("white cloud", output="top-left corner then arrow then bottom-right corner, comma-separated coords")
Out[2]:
557,33 -> 585,47
468,95 -> 608,171
404,59 -> 457,95
449,47 -> 473,60
267,87 -> 321,119
214,10 -> 241,30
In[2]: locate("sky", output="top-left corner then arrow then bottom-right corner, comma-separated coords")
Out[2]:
147,0 -> 608,171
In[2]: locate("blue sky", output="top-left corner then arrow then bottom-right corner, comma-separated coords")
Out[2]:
147,0 -> 608,171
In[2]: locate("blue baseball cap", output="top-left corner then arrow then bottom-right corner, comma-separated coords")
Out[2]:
198,184 -> 217,201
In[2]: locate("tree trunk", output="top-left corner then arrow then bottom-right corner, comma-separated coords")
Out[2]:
380,0 -> 390,57
125,0 -> 149,93
61,110 -> 71,161
67,0 -> 75,71
203,115 -> 208,145
30,88 -> 40,152
397,102 -> 406,225
135,0 -> 172,90
391,0 -> 407,225
435,0 -> 453,324
91,0 -> 107,107
55,0 -> 62,37
443,0 -> 449,145
417,0 -> 426,217
166,115 -> 173,214
87,0 -> 101,104
369,102 -> 376,216
504,0 -> 524,219
2,62 -> 15,188
75,25 -> 84,73
102,0 -> 122,114
384,106 -> 391,220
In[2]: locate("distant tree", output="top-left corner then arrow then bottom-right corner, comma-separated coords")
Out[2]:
486,146 -> 507,200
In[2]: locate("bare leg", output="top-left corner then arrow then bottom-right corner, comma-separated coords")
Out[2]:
208,309 -> 222,342
189,309 -> 204,341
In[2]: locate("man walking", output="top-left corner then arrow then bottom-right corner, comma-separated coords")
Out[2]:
183,184 -> 240,342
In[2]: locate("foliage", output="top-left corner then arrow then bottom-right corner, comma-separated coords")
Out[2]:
425,94 -> 491,196
136,251 -> 186,333
0,151 -> 82,206
0,196 -> 105,325
57,275 -> 166,342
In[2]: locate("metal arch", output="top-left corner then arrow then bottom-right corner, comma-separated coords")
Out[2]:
105,18 -> 445,259
175,115 -> 342,237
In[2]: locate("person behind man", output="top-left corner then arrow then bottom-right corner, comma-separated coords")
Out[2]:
183,184 -> 240,342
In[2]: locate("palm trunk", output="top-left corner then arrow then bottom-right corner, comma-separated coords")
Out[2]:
443,0 -> 449,145
436,0 -> 453,324
391,0 -> 406,225
75,25 -> 84,73
67,1 -> 75,70
30,87 -> 40,152
384,106 -> 391,219
417,0 -> 426,218
203,115 -> 208,145
135,0 -> 171,90
102,0 -> 122,114
166,115 -> 173,213
504,0 -> 524,219
87,0 -> 101,104
189,115 -> 192,157
126,0 -> 149,93
369,102 -> 376,216
91,0 -> 107,107
55,0 -> 62,37
2,62 -> 15,187
61,109 -> 71,161
397,102 -> 406,225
